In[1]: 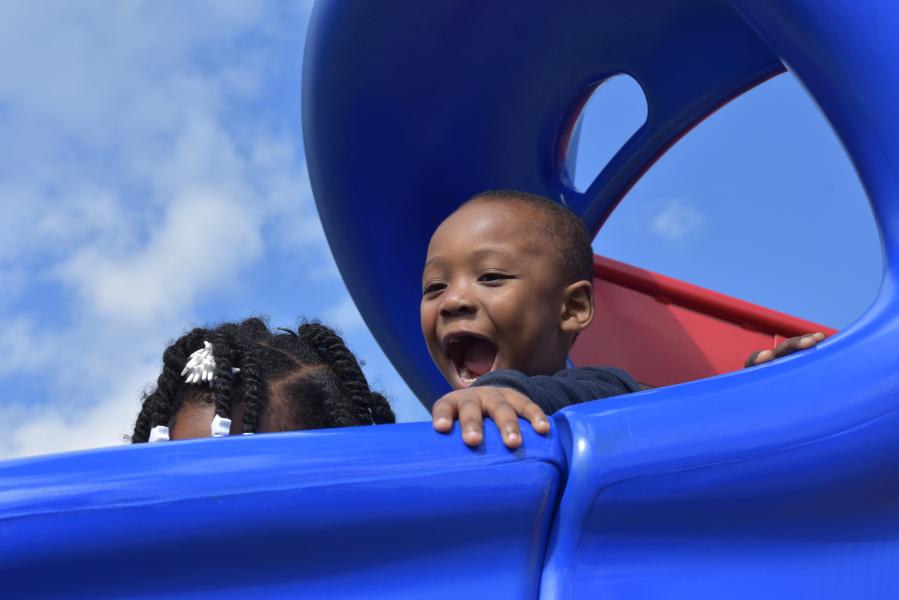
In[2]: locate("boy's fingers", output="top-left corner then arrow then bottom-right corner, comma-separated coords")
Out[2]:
486,397 -> 522,449
502,388 -> 550,434
457,397 -> 485,447
800,331 -> 826,347
774,332 -> 825,358
747,332 -> 826,367
745,349 -> 773,367
431,396 -> 458,432
519,402 -> 550,434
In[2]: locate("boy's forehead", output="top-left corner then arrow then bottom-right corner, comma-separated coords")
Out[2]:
432,199 -> 546,243
426,200 -> 552,266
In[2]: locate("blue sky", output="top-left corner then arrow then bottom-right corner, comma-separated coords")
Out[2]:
0,3 -> 881,458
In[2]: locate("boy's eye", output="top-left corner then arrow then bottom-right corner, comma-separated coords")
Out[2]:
478,272 -> 513,283
422,282 -> 446,296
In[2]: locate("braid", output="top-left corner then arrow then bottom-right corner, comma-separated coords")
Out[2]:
132,328 -> 208,443
298,322 -> 396,425
367,392 -> 395,425
298,322 -> 357,426
210,327 -> 237,420
236,323 -> 267,434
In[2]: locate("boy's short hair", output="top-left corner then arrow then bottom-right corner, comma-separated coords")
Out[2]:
465,189 -> 595,284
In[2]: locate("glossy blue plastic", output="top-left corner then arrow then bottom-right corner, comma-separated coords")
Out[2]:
0,423 -> 562,597
3,1 -> 899,597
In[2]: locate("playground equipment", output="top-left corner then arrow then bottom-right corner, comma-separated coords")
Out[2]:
2,1 -> 898,597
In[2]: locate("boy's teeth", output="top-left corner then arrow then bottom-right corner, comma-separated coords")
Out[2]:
460,367 -> 477,383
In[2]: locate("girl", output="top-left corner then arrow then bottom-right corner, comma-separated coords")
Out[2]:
131,317 -> 394,443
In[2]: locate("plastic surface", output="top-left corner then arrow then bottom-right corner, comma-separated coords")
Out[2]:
0,423 -> 562,598
542,1 -> 899,597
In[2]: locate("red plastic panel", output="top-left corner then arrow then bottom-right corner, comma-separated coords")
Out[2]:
571,256 -> 837,387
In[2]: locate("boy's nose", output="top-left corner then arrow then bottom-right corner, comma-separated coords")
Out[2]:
440,285 -> 476,317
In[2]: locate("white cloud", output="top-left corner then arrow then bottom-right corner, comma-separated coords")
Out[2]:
0,366 -> 152,458
0,319 -> 55,378
0,2 -> 343,459
650,199 -> 705,242
59,189 -> 263,324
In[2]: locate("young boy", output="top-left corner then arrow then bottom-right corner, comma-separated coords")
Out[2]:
422,189 -> 825,448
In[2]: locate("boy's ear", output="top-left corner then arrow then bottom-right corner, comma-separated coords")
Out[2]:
560,280 -> 595,335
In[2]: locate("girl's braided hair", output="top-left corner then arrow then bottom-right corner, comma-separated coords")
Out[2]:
131,317 -> 394,443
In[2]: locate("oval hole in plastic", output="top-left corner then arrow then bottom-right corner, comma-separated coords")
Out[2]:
567,74 -> 648,193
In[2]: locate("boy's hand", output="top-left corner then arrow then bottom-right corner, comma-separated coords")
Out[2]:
432,386 -> 550,449
745,332 -> 827,367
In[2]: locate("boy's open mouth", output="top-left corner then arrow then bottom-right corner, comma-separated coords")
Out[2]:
443,333 -> 498,387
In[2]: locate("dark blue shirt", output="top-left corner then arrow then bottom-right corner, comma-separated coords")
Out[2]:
472,367 -> 641,414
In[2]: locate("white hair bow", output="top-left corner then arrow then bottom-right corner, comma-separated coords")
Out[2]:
182,341 -> 216,386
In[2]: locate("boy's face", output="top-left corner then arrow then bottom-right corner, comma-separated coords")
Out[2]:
421,200 -> 575,389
